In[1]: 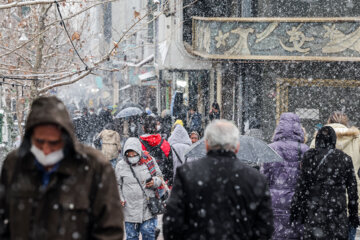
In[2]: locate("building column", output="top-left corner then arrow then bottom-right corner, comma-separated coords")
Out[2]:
184,71 -> 189,106
216,64 -> 222,112
209,68 -> 215,105
113,74 -> 119,106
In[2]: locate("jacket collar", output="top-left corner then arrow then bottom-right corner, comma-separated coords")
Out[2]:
206,150 -> 237,159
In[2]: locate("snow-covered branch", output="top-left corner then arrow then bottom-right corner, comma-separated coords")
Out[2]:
0,0 -> 65,10
38,69 -> 92,94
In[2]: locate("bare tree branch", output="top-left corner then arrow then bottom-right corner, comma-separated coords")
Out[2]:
0,0 -> 65,10
38,69 -> 92,94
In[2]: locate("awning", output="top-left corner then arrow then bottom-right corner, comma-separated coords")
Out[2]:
139,71 -> 156,81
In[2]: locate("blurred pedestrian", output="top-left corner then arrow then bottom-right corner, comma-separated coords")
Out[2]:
88,107 -> 99,142
171,119 -> 184,133
208,102 -> 220,121
291,126 -> 359,239
160,109 -> 172,139
96,123 -> 121,168
261,112 -> 309,240
310,111 -> 360,240
244,117 -> 264,140
115,138 -> 164,240
168,125 -> 191,178
189,131 -> 200,144
0,96 -> 124,239
151,107 -> 159,117
98,106 -> 113,132
163,120 -> 274,239
140,115 -> 173,186
187,105 -> 202,134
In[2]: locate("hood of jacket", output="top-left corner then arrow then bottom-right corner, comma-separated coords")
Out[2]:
101,129 -> 118,138
139,134 -> 162,146
123,137 -> 143,157
273,112 -> 304,143
168,125 -> 192,146
315,126 -> 337,149
325,123 -> 360,150
25,96 -> 76,144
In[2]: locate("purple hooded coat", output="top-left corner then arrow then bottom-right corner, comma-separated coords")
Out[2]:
261,113 -> 309,240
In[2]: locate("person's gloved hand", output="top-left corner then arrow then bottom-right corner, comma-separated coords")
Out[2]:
349,215 -> 360,228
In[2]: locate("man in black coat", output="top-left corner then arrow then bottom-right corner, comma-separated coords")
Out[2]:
163,119 -> 274,240
291,126 -> 359,239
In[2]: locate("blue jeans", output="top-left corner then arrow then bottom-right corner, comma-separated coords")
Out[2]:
349,225 -> 357,240
125,218 -> 157,240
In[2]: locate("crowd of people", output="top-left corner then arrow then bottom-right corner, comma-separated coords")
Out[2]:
1,96 -> 360,240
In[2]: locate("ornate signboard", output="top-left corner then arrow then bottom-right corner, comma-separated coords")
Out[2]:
192,17 -> 360,61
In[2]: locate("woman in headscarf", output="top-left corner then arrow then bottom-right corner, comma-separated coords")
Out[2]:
291,126 -> 359,239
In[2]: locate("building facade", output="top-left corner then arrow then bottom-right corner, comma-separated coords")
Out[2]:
154,0 -> 360,140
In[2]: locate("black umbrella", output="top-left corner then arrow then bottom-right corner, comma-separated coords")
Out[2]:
184,135 -> 283,165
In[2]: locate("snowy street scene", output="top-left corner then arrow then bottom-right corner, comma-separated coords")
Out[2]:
2,0 -> 360,239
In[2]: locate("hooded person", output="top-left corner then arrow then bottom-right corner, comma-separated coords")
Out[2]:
291,126 -> 359,239
96,123 -> 121,168
139,115 -> 173,186
0,96 -> 124,239
168,125 -> 192,178
261,112 -> 309,240
310,111 -> 360,239
160,109 -> 172,139
115,137 -> 164,240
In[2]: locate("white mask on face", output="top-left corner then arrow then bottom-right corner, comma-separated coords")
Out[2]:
30,145 -> 64,167
156,125 -> 161,131
127,155 -> 140,164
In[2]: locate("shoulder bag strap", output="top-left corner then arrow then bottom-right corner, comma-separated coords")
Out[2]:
315,149 -> 334,173
298,142 -> 302,161
129,165 -> 149,199
171,146 -> 183,164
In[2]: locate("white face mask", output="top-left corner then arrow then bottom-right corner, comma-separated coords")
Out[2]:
156,125 -> 161,131
30,145 -> 64,167
127,155 -> 140,164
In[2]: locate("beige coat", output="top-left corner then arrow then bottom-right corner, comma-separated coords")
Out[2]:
311,123 -> 360,215
98,129 -> 121,161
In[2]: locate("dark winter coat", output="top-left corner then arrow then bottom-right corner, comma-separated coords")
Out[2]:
0,97 -> 124,239
163,150 -> 274,240
261,112 -> 309,239
291,126 -> 359,240
188,112 -> 202,134
209,110 -> 220,121
139,134 -> 173,185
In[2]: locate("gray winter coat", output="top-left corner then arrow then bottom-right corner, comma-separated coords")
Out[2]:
168,125 -> 192,177
115,137 -> 163,223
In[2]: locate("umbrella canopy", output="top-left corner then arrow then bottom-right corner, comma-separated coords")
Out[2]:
115,107 -> 143,119
184,135 -> 283,165
119,102 -> 144,112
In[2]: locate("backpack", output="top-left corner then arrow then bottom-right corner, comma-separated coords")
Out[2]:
139,138 -> 174,185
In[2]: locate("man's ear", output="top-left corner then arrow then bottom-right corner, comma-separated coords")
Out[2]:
234,142 -> 240,154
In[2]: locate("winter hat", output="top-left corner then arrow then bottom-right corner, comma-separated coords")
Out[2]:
315,126 -> 337,149
171,119 -> 184,133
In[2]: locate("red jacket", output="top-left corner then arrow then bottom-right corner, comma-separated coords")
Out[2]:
139,134 -> 171,157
